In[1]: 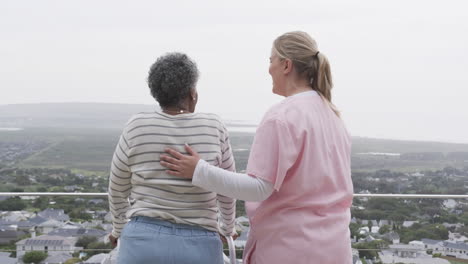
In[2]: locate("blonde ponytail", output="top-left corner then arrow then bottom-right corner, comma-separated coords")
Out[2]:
273,31 -> 340,117
314,53 -> 340,117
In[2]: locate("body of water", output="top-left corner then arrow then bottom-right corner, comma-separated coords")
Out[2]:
0,127 -> 23,131
356,152 -> 401,156
227,126 -> 256,133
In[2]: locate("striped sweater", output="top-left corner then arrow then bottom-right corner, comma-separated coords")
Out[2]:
108,110 -> 236,238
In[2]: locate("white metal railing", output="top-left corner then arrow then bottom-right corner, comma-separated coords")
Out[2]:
2,192 -> 468,263
0,192 -> 108,197
353,193 -> 468,199
2,192 -> 468,199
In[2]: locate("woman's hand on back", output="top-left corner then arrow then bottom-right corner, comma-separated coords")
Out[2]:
160,144 -> 200,179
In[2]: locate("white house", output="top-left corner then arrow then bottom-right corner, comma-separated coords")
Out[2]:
420,238 -> 468,259
2,211 -> 32,222
443,199 -> 458,209
422,238 -> 444,253
410,172 -> 424,177
384,232 -> 400,244
359,226 -> 369,235
443,241 -> 468,259
37,219 -> 64,234
409,240 -> 425,250
15,235 -> 81,259
61,221 -> 83,229
371,226 -> 380,234
81,220 -> 102,229
38,208 -> 70,222
19,195 -> 39,201
388,244 -> 422,258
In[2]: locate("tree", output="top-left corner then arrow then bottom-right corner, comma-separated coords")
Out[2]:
69,208 -> 92,221
86,242 -> 112,258
399,224 -> 448,243
368,198 -> 399,211
0,197 -> 26,211
379,225 -> 391,234
32,197 -> 49,210
15,174 -> 31,185
76,236 -> 98,248
23,251 -> 47,264
353,240 -> 387,259
349,223 -> 362,238
236,200 -> 246,216
37,187 -> 47,192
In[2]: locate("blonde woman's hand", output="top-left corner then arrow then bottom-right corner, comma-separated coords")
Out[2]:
160,144 -> 200,179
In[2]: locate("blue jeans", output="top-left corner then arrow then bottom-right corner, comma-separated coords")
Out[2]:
117,216 -> 223,264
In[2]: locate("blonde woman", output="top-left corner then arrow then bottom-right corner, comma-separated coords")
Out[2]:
161,32 -> 353,264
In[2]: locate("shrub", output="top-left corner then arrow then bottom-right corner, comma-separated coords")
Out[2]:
23,251 -> 48,264
75,236 -> 98,248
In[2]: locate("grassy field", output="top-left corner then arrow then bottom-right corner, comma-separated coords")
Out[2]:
1,128 -> 255,173
21,135 -> 118,172
2,127 -> 468,173
1,127 -> 120,172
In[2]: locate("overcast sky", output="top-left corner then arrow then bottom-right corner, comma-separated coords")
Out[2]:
1,0 -> 467,143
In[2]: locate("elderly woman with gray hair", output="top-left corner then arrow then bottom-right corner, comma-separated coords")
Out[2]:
108,52 -> 236,264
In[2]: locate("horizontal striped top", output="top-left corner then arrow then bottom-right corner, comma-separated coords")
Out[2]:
108,110 -> 236,238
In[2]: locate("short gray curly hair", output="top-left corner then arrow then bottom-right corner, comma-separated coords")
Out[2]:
147,52 -> 199,108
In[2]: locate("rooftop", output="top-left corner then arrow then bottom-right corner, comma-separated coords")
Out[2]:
16,235 -> 76,247
48,227 -> 107,237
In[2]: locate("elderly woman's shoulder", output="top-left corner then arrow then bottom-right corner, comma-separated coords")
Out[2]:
195,112 -> 222,119
195,112 -> 227,125
195,112 -> 232,132
124,111 -> 158,125
122,111 -> 227,128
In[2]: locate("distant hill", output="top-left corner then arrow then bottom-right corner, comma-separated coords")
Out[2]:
351,137 -> 468,154
2,103 -> 468,170
0,103 -> 157,129
0,103 -> 259,130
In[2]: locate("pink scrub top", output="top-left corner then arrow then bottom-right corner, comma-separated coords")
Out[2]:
244,91 -> 353,264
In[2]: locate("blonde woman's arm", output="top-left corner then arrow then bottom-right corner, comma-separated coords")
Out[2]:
194,159 -> 273,201
161,144 -> 274,202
